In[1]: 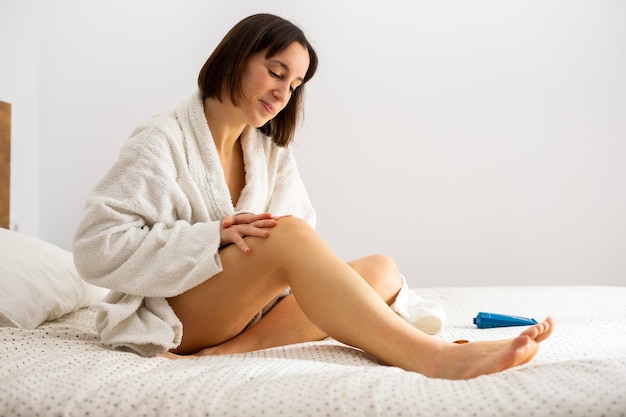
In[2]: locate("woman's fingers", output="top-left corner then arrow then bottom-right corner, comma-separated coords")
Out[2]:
240,224 -> 272,238
233,235 -> 252,254
223,224 -> 273,254
230,212 -> 273,226
221,213 -> 293,253
233,225 -> 272,254
223,213 -> 293,228
250,218 -> 278,228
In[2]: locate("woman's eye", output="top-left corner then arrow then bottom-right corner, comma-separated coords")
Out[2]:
269,69 -> 296,94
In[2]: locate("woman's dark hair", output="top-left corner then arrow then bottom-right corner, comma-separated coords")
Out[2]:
198,14 -> 318,147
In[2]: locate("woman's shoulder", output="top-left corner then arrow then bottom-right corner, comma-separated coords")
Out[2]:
121,109 -> 187,162
247,128 -> 292,159
129,111 -> 182,144
244,129 -> 300,180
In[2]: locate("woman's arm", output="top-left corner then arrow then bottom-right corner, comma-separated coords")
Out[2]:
73,129 -> 223,298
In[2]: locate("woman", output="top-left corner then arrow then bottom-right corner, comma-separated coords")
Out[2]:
73,13 -> 553,380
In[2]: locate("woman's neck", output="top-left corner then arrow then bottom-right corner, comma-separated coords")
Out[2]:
203,97 -> 246,155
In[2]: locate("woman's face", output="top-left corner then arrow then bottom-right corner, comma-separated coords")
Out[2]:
238,41 -> 310,127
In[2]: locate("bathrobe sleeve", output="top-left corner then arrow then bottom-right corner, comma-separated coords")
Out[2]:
266,147 -> 317,229
73,121 -> 223,298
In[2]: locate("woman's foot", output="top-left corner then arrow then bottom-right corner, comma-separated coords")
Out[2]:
156,333 -> 244,358
426,317 -> 554,380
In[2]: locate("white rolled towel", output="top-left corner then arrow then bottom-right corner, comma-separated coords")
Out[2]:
390,275 -> 445,335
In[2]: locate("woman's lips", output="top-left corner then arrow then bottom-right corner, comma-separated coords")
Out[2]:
260,100 -> 274,115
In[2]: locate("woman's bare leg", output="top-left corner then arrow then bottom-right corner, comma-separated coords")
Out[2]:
188,254 -> 403,355
189,294 -> 325,355
166,216 -> 554,379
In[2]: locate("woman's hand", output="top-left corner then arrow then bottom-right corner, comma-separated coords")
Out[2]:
220,212 -> 289,253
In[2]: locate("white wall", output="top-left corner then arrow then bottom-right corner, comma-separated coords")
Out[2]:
3,0 -> 625,287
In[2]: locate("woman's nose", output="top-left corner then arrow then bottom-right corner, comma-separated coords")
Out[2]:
273,83 -> 290,101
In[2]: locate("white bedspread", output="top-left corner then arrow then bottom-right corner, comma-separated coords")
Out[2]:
2,286 -> 625,417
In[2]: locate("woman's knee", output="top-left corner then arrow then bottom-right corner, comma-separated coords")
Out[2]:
268,216 -> 317,244
350,254 -> 401,302
240,216 -> 315,256
356,254 -> 400,276
241,215 -> 319,274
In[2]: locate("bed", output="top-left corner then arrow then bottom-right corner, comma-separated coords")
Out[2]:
2,104 -> 626,417
1,234 -> 625,417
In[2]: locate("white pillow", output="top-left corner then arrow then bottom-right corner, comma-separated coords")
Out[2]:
0,227 -> 108,328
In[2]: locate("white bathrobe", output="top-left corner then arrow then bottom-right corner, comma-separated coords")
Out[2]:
73,91 -> 316,356
74,91 -> 445,357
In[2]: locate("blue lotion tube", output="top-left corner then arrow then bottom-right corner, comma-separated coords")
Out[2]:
473,312 -> 538,329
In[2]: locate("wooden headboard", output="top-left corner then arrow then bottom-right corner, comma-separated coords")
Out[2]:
0,101 -> 10,229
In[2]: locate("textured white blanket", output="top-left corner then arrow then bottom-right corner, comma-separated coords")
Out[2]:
2,286 -> 624,417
